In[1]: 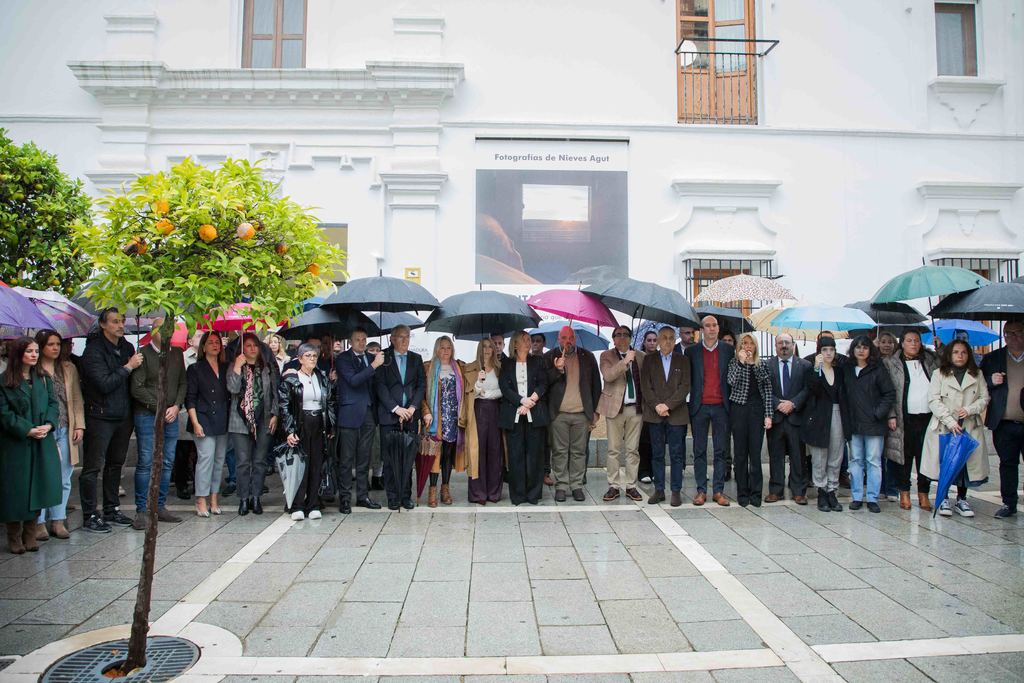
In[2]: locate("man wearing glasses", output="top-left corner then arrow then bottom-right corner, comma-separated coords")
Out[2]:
598,325 -> 645,501
981,320 -> 1024,519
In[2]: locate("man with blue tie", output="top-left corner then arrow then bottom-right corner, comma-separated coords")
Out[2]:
684,315 -> 735,506
336,327 -> 385,513
766,333 -> 811,504
374,325 -> 427,510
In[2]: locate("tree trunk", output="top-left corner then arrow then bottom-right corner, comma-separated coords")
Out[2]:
123,318 -> 175,672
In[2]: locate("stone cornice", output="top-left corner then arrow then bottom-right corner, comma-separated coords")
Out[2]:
671,179 -> 781,199
66,60 -> 465,108
916,181 -> 1022,201
380,171 -> 448,209
928,76 -> 1004,97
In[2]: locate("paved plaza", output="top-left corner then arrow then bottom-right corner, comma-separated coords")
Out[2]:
1,457 -> 1023,682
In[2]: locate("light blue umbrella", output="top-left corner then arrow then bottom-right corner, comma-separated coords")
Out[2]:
771,305 -> 875,331
921,319 -> 1000,346
529,320 -> 611,353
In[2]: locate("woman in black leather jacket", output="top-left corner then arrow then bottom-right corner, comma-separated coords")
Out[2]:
278,342 -> 336,519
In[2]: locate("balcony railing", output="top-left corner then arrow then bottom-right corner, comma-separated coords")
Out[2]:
675,37 -> 778,125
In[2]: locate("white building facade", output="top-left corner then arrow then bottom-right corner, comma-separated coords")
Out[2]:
2,0 -> 1022,308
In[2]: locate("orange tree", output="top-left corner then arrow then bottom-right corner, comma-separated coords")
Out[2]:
75,157 -> 343,673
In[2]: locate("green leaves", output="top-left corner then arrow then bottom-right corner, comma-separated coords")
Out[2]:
78,157 -> 345,332
0,128 -> 92,293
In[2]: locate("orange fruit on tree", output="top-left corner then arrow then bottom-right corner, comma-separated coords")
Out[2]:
275,242 -> 288,255
199,224 -> 218,243
153,199 -> 170,215
306,263 -> 320,277
236,222 -> 255,241
155,218 -> 175,236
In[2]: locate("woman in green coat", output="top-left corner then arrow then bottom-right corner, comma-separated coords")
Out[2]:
1,336 -> 61,554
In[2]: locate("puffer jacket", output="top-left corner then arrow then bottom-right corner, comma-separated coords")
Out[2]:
882,350 -> 939,465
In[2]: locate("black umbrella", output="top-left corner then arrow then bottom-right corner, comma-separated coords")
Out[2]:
321,275 -> 440,314
845,300 -> 927,326
425,290 -> 540,341
584,278 -> 701,328
283,308 -> 378,340
695,305 -> 753,332
365,312 -> 425,335
927,282 -> 1024,321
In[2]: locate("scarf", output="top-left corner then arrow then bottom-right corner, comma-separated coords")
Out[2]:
426,362 -> 464,448
239,363 -> 263,438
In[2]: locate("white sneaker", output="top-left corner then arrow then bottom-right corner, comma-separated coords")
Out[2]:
938,499 -> 953,517
954,499 -> 975,518
290,510 -> 305,521
308,510 -> 322,520
640,476 -> 653,484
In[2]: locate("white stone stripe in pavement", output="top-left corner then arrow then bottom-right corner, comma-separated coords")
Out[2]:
815,634 -> 1024,663
638,502 -> 843,682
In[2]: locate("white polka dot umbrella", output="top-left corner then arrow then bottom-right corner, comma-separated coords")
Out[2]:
695,274 -> 795,304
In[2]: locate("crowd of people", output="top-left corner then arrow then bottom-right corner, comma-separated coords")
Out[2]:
0,306 -> 1021,553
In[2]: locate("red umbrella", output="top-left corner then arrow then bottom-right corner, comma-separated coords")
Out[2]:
139,321 -> 189,349
526,289 -> 618,329
199,303 -> 282,332
415,436 -> 440,498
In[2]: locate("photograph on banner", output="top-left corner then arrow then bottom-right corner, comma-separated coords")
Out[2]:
475,139 -> 628,285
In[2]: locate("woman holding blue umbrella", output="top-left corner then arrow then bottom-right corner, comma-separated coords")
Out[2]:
920,340 -> 989,518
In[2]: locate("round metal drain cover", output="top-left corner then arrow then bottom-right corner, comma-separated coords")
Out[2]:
40,636 -> 199,683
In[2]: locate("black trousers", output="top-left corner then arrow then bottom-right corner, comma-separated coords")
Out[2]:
507,421 -> 545,505
637,423 -> 653,480
898,412 -> 932,493
296,411 -> 325,514
768,419 -> 806,497
338,410 -> 375,504
80,414 -> 135,518
173,440 -> 196,492
731,401 -> 765,505
994,420 -> 1024,509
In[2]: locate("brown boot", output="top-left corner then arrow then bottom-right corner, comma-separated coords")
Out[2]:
899,491 -> 912,510
22,520 -> 39,552
428,486 -> 438,508
50,520 -> 70,540
5,522 -> 24,555
440,484 -> 453,505
917,492 -> 933,511
35,522 -> 50,542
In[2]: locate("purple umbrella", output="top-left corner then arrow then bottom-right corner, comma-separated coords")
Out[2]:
0,287 -> 54,338
12,287 -> 95,338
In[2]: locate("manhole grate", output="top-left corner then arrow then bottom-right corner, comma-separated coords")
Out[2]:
40,636 -> 199,683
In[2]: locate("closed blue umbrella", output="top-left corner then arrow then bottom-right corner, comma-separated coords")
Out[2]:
529,320 -> 611,353
920,319 -> 999,346
932,429 -> 980,518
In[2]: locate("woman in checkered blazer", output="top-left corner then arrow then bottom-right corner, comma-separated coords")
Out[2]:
726,333 -> 774,507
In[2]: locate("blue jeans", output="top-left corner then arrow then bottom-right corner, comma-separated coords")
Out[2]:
649,422 -> 686,492
849,434 -> 883,503
225,447 -> 237,484
133,412 -> 179,511
691,403 -> 729,494
39,426 -> 73,522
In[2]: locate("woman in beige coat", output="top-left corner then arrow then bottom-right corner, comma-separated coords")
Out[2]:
920,339 -> 989,518
462,338 -> 505,504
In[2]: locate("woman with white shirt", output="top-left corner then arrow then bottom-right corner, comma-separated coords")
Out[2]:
278,342 -> 336,520
499,330 -> 549,505
463,338 -> 504,504
883,330 -> 940,511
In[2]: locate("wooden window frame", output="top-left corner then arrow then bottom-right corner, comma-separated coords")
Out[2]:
935,2 -> 978,77
242,0 -> 308,68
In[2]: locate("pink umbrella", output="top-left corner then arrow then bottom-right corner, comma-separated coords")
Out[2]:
199,303 -> 282,332
139,321 -> 189,349
526,289 -> 618,329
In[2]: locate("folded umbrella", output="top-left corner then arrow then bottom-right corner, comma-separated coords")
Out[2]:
933,427 -> 980,518
526,289 -> 618,329
921,319 -> 999,347
426,290 -> 540,341
273,441 -> 307,511
528,320 -> 611,353
584,278 -> 700,327
381,427 -> 418,508
927,282 -> 1024,321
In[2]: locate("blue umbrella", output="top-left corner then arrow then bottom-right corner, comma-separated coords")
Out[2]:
0,286 -> 54,338
933,428 -> 980,518
771,305 -> 875,331
921,319 -> 999,346
529,320 -> 611,353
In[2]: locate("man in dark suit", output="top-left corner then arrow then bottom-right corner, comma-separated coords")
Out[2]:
545,326 -> 602,502
640,326 -> 690,506
685,315 -> 735,506
766,333 -> 812,504
981,320 -> 1024,519
490,332 -> 511,365
374,324 -> 426,510
336,327 -> 385,513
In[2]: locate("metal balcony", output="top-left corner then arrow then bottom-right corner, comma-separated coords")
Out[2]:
675,37 -> 778,125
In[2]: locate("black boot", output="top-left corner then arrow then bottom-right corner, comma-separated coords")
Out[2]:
817,488 -> 830,512
238,497 -> 250,516
828,489 -> 843,512
253,497 -> 263,515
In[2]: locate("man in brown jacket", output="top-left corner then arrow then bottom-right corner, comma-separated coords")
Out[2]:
599,325 -> 645,501
640,327 -> 691,506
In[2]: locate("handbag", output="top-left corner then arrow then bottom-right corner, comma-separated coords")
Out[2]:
318,456 -> 337,499
419,433 -> 442,458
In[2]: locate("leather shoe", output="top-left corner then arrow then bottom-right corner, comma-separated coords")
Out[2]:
571,489 -> 586,502
238,498 -> 250,516
401,499 -> 415,510
339,502 -> 352,515
157,508 -> 182,523
648,490 -> 665,505
356,497 -> 381,510
253,497 -> 264,515
764,493 -> 781,503
692,491 -> 706,506
713,492 -> 731,507
602,488 -> 620,501
625,488 -> 643,502
849,500 -> 863,510
387,502 -> 401,511
793,495 -> 807,506
554,490 -> 567,502
671,491 -> 682,507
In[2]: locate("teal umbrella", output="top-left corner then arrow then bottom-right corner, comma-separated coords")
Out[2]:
871,266 -> 989,304
772,305 -> 875,331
